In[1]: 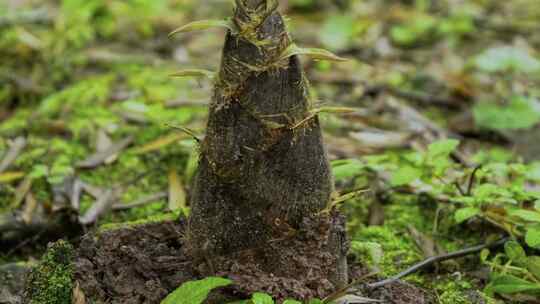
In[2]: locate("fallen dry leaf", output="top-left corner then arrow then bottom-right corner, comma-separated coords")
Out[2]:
168,168 -> 186,211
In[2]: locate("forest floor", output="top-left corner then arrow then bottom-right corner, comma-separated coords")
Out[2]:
1,0 -> 540,303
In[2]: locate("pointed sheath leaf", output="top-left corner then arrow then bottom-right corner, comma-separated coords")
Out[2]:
279,44 -> 348,62
161,277 -> 232,304
170,69 -> 216,79
169,19 -> 234,37
313,106 -> 357,114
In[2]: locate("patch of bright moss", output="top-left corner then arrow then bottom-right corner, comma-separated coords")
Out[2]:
25,240 -> 74,304
98,211 -> 180,233
434,280 -> 471,304
353,225 -> 423,279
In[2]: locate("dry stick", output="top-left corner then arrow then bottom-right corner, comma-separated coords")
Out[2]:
76,135 -> 134,169
0,8 -> 54,26
78,189 -> 117,225
365,236 -> 510,289
112,191 -> 168,211
323,271 -> 380,304
0,137 -> 26,173
466,165 -> 482,196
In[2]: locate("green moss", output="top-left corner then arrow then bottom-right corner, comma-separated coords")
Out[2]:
25,240 -> 74,304
98,212 -> 180,233
434,280 -> 472,304
353,225 -> 423,279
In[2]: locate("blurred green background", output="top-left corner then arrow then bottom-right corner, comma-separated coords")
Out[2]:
1,1 -> 540,302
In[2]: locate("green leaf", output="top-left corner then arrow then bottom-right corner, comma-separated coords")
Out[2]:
486,274 -> 540,295
527,162 -> 540,181
527,256 -> 540,280
475,46 -> 540,74
480,249 -> 490,262
510,209 -> 540,223
473,183 -> 512,202
390,165 -> 422,186
473,96 -> 540,131
504,241 -> 527,266
455,207 -> 480,224
320,15 -> 356,51
307,300 -> 324,304
283,300 -> 302,304
525,226 -> 540,249
427,139 -> 460,160
161,277 -> 232,304
280,44 -> 348,62
331,159 -> 365,181
169,19 -> 234,37
251,293 -> 274,304
390,15 -> 436,46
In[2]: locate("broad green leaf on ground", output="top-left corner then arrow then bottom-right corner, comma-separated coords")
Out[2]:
455,207 -> 480,224
527,162 -> 540,181
473,96 -> 540,131
510,210 -> 540,223
161,277 -> 232,304
390,15 -> 436,46
475,46 -> 540,74
331,159 -> 365,181
528,256 -> 540,280
427,139 -> 460,160
390,165 -> 422,186
473,183 -> 513,202
504,241 -> 527,266
251,293 -> 274,304
485,274 -> 540,295
282,300 -> 302,304
320,15 -> 356,51
525,226 -> 540,249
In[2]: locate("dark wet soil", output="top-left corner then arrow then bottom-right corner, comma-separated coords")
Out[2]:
74,218 -> 432,304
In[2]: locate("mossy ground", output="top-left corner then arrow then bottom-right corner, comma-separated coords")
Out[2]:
2,0 -> 540,303
25,240 -> 74,304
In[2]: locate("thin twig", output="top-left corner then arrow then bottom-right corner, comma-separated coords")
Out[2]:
365,236 -> 510,289
76,136 -> 134,169
466,165 -> 482,196
112,191 -> 167,211
0,8 -> 54,27
323,271 -> 379,303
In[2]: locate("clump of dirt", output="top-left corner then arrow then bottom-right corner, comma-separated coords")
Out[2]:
363,281 -> 435,304
201,213 -> 347,301
73,216 -> 432,304
74,219 -> 194,304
